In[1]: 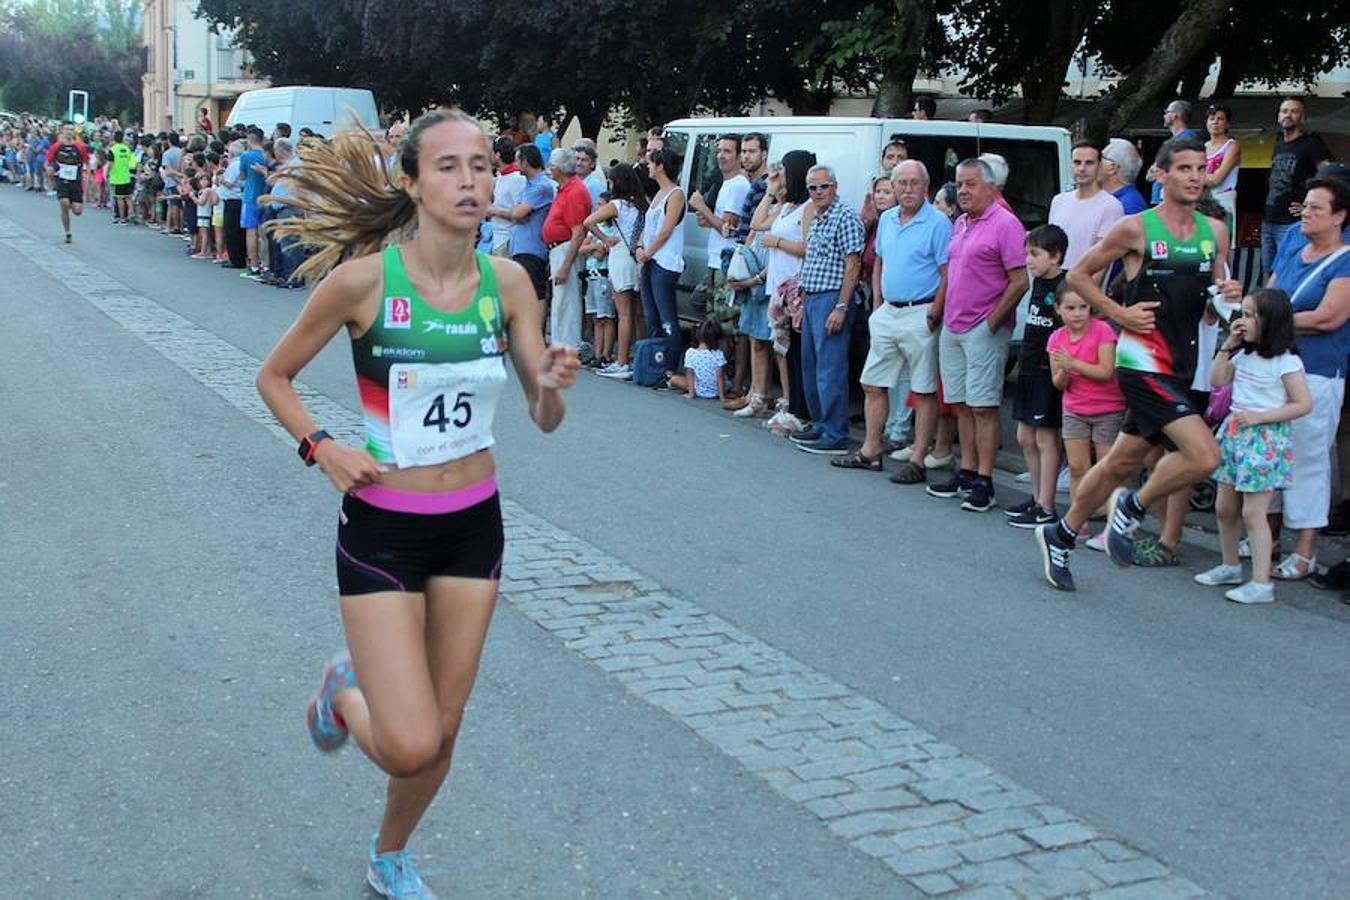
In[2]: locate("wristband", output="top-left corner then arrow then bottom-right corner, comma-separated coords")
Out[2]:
298,429 -> 332,466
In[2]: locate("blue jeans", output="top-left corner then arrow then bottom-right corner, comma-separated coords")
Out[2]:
801,291 -> 855,444
641,261 -> 682,368
1261,221 -> 1296,283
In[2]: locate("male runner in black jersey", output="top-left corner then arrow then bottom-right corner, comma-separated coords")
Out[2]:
45,123 -> 90,243
1034,136 -> 1242,591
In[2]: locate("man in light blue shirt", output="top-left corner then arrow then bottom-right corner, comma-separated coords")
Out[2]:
501,143 -> 555,301
840,160 -> 951,481
573,142 -> 607,209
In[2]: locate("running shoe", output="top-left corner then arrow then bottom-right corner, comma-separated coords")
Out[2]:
789,428 -> 824,444
64,233 -> 71,244
1035,523 -> 1076,592
1004,498 -> 1037,518
367,835 -> 438,899
306,654 -> 357,753
1104,487 -> 1143,568
1007,504 -> 1056,528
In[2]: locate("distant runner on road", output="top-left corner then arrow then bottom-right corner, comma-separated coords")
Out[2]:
256,109 -> 579,899
45,123 -> 89,243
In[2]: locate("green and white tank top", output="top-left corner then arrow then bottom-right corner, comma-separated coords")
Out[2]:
1115,208 -> 1217,381
352,246 -> 509,468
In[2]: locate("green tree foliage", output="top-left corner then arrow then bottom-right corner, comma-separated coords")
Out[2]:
0,0 -> 144,120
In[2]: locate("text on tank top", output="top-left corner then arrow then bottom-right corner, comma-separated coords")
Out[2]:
1115,208 -> 1217,381
351,246 -> 509,468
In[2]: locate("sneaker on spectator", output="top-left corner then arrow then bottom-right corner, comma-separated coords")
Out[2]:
1225,580 -> 1275,604
923,452 -> 955,470
1084,530 -> 1107,552
927,470 -> 973,500
1005,499 -> 1037,518
797,438 -> 848,456
1195,564 -> 1243,586
597,363 -> 632,380
961,480 -> 997,512
890,445 -> 915,462
1007,504 -> 1055,528
789,428 -> 824,444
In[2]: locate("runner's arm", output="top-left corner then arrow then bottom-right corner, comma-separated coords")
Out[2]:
256,258 -> 386,489
1066,217 -> 1156,332
497,259 -> 579,432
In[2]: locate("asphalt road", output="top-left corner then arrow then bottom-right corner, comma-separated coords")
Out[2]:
2,188 -> 1347,900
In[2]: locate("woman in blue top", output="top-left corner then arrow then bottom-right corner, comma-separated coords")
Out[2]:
1266,177 -> 1350,579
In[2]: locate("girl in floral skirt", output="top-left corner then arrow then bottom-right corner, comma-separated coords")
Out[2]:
1196,289 -> 1312,603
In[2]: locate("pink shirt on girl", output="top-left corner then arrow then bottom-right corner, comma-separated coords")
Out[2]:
1047,318 -> 1125,416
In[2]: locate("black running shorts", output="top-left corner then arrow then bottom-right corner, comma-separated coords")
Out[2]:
55,178 -> 83,204
112,181 -> 133,197
1117,369 -> 1200,445
336,490 -> 504,596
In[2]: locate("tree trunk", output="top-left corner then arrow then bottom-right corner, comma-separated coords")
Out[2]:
871,0 -> 934,118
1212,51 -> 1243,98
1080,0 -> 1230,138
573,105 -> 607,141
1019,0 -> 1092,124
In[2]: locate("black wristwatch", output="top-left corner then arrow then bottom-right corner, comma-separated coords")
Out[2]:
298,429 -> 332,466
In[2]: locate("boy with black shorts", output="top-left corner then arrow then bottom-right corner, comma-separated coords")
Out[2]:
1007,224 -> 1067,528
1033,135 -> 1241,591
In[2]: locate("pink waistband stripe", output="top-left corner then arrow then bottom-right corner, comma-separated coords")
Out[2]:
354,476 -> 498,514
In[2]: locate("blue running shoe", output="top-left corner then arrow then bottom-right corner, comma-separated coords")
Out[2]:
1104,487 -> 1143,568
306,654 -> 357,752
1035,523 -> 1076,592
367,835 -> 438,899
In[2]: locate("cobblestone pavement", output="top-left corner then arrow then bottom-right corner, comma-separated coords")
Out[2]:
0,209 -> 1213,899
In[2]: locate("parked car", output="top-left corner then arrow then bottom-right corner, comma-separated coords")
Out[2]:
225,86 -> 378,139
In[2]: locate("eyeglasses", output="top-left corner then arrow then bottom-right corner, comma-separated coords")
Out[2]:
807,183 -> 836,192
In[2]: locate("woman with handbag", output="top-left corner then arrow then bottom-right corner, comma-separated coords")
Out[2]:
1260,177 -> 1350,580
584,164 -> 648,380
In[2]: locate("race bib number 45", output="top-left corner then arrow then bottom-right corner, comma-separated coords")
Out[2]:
388,358 -> 507,469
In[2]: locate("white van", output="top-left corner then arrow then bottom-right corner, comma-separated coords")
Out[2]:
659,116 -> 1072,321
225,86 -> 379,138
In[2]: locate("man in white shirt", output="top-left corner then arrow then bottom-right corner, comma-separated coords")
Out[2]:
489,136 -> 526,257
688,135 -> 751,387
1049,141 -> 1124,271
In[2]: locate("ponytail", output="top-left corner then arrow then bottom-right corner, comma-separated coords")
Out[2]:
263,108 -> 485,284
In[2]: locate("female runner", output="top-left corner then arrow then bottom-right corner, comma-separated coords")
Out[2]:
257,109 -> 579,898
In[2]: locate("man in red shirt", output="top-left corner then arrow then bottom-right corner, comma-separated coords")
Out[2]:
45,122 -> 90,243
542,147 -> 592,348
196,107 -> 214,135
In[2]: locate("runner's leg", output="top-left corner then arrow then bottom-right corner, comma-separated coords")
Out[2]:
1137,415 -> 1221,508
59,197 -> 70,235
1062,432 -> 1153,533
333,592 -> 442,777
374,575 -> 497,853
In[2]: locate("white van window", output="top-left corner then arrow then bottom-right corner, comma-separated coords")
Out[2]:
661,129 -> 689,180
974,138 -> 1060,229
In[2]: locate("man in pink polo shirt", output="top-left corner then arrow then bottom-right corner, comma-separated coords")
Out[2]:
926,157 -> 1028,512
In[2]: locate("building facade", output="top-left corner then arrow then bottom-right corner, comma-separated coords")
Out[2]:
141,0 -> 268,132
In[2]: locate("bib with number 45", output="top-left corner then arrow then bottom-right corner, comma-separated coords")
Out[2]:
388,358 -> 507,469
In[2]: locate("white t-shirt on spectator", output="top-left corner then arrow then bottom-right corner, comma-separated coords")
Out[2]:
492,169 -> 526,248
707,173 -> 751,266
1049,189 -> 1124,270
682,347 -> 726,398
1231,350 -> 1303,412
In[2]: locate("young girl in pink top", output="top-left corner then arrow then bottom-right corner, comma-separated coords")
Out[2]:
1048,288 -> 1124,547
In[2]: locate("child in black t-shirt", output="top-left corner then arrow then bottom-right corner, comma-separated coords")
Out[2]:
1007,224 -> 1068,528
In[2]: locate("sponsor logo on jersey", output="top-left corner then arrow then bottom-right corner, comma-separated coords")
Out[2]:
372,345 -> 426,361
421,319 -> 480,336
384,296 -> 412,330
1151,240 -> 1169,260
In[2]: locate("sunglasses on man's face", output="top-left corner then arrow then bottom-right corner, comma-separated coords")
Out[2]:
807,182 -> 835,193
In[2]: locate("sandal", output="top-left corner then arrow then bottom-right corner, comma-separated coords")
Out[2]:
830,450 -> 882,471
1272,553 -> 1316,581
1131,535 -> 1181,568
889,462 -> 926,485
